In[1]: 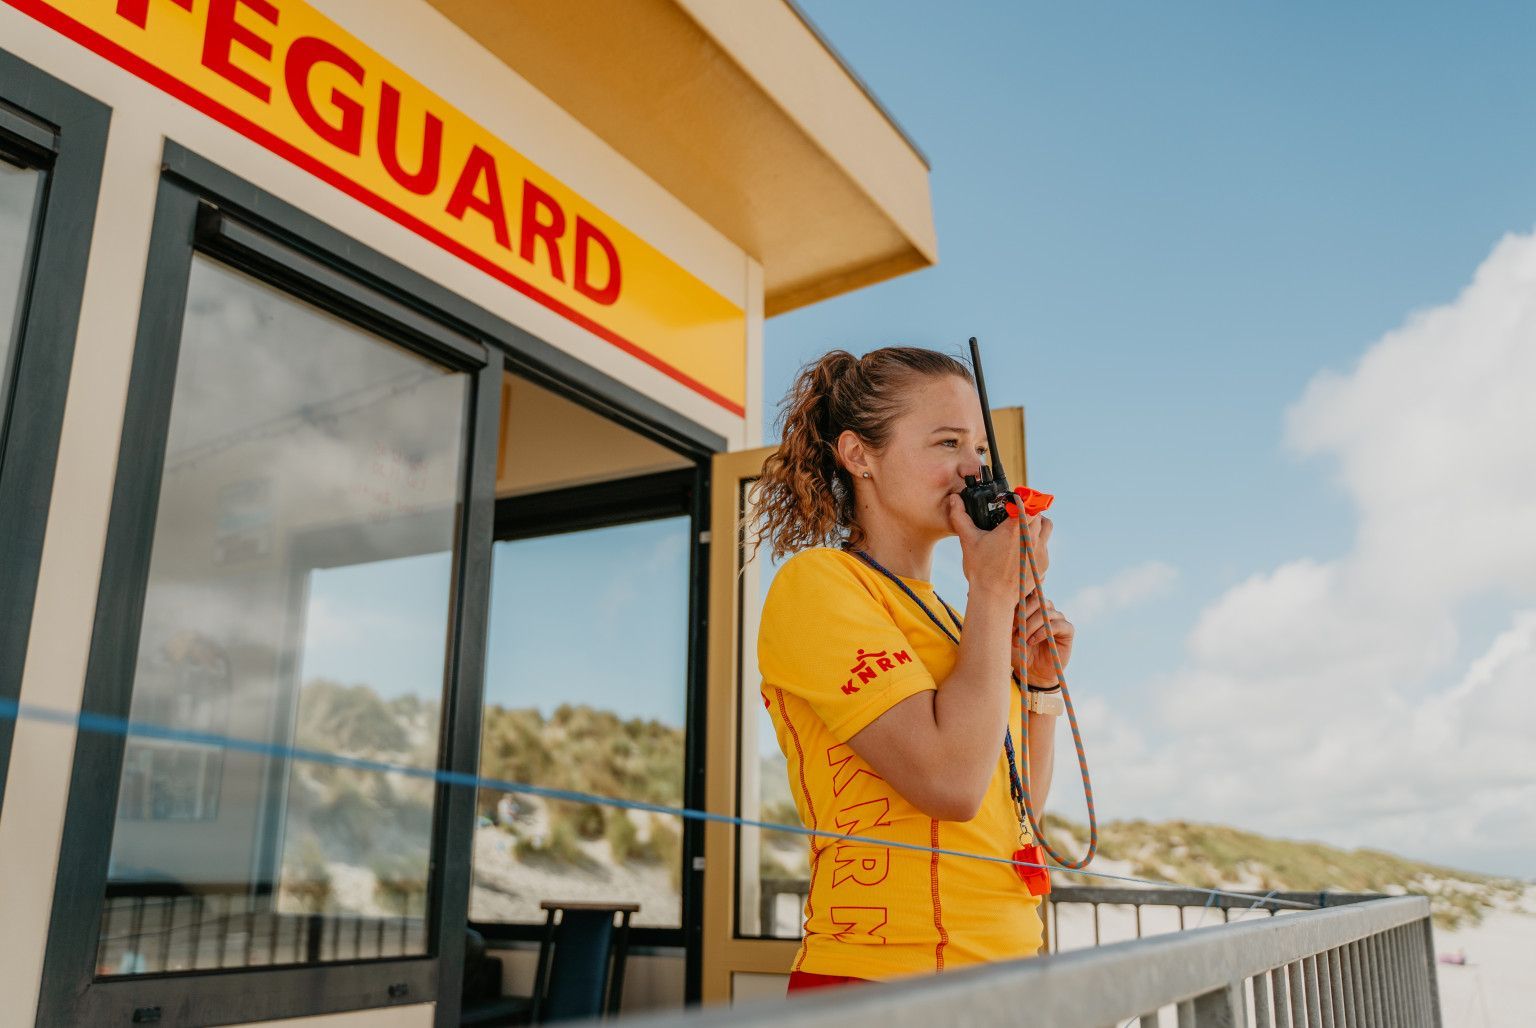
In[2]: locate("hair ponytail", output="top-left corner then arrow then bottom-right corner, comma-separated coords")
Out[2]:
743,346 -> 973,566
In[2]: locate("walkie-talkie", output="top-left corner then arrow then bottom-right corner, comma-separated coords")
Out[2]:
957,337 -> 1016,531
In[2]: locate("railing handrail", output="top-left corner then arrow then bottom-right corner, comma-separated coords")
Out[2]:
1047,885 -> 1389,910
755,877 -> 1392,913
619,896 -> 1435,1027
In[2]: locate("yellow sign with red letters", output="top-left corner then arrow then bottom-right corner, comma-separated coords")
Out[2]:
10,0 -> 746,414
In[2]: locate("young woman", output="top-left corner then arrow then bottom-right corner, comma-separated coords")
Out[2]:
747,347 -> 1076,992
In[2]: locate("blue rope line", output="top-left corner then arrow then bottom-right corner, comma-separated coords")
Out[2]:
0,698 -> 1316,911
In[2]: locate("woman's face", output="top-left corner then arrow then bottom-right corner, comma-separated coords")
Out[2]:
849,374 -> 992,542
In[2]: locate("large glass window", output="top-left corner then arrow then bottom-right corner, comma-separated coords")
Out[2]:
0,153 -> 45,441
470,517 -> 691,930
94,254 -> 469,976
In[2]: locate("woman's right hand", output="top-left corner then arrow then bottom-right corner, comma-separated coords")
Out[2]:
945,494 -> 1024,608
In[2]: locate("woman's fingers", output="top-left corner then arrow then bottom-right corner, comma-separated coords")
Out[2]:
1024,516 -> 1052,577
1027,609 -> 1072,646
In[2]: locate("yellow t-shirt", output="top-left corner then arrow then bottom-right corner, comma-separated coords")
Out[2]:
757,546 -> 1043,981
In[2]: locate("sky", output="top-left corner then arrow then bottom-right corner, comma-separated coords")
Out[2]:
759,0 -> 1536,878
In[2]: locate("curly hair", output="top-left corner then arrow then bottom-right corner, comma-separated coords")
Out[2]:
744,346 -> 974,565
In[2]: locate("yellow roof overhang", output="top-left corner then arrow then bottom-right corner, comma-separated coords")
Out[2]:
423,0 -> 937,315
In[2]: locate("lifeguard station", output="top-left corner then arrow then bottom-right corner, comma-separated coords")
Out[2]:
0,1 -> 1441,1025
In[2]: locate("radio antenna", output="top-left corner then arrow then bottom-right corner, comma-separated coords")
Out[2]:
968,337 -> 1009,490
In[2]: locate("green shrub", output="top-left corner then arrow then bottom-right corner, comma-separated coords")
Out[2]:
516,817 -> 593,869
571,802 -> 607,841
606,811 -> 642,863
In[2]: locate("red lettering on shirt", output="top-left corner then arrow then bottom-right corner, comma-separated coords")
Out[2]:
833,797 -> 892,836
846,648 -> 915,690
826,743 -> 883,798
832,845 -> 891,888
828,906 -> 888,943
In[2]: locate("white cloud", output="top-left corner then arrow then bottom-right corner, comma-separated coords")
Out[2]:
1065,560 -> 1179,622
1089,229 -> 1536,878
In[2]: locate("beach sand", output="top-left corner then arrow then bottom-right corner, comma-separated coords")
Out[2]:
1432,887 -> 1536,1028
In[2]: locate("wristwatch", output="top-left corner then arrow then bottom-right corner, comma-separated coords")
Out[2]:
1023,684 -> 1065,717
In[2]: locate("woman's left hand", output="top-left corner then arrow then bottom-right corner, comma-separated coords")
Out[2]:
1014,595 -> 1074,685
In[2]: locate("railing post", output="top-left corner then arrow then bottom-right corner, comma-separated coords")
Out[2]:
1389,925 -> 1407,1026
1358,934 -> 1375,1026
1190,981 -> 1246,1027
1406,923 -> 1424,1027
1316,947 -> 1334,1028
1368,932 -> 1387,1026
1287,960 -> 1307,1028
1252,969 -> 1273,1028
1304,954 -> 1323,1026
1337,943 -> 1355,1028
1419,915 -> 1443,1028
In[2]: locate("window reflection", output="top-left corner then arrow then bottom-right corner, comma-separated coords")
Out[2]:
0,156 -> 45,437
471,517 -> 690,929
96,255 -> 468,976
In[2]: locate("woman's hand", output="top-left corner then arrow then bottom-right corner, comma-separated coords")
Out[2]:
1015,594 -> 1075,684
1015,513 -> 1068,681
945,494 -> 1021,607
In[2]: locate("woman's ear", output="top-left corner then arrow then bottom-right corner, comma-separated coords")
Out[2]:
835,429 -> 871,480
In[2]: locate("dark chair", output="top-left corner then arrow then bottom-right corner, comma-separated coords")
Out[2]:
460,901 -> 639,1026
529,901 -> 639,1023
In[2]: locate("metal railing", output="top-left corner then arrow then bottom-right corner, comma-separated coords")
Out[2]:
627,895 -> 1441,1027
755,879 -> 1394,950
1043,885 -> 1390,952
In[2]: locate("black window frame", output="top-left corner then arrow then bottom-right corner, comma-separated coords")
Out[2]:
0,48 -> 111,819
37,141 -> 723,1026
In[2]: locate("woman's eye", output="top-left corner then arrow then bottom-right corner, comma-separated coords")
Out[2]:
940,439 -> 958,448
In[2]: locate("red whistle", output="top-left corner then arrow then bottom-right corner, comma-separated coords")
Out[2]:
1013,487 -> 1054,517
1013,844 -> 1052,896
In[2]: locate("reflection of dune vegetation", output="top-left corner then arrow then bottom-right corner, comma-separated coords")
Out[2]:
280,680 -> 437,913
479,703 -> 683,804
478,704 -> 684,885
283,684 -> 688,922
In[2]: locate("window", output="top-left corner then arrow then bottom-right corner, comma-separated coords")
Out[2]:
93,253 -> 470,975
39,149 -> 502,1026
0,54 -> 110,815
471,516 -> 692,930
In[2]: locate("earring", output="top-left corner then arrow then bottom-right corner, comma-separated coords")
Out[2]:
861,471 -> 870,479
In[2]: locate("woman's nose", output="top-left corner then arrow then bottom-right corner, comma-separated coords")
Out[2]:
958,461 -> 984,483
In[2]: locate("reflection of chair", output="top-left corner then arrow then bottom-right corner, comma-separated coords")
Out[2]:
460,902 -> 639,1026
